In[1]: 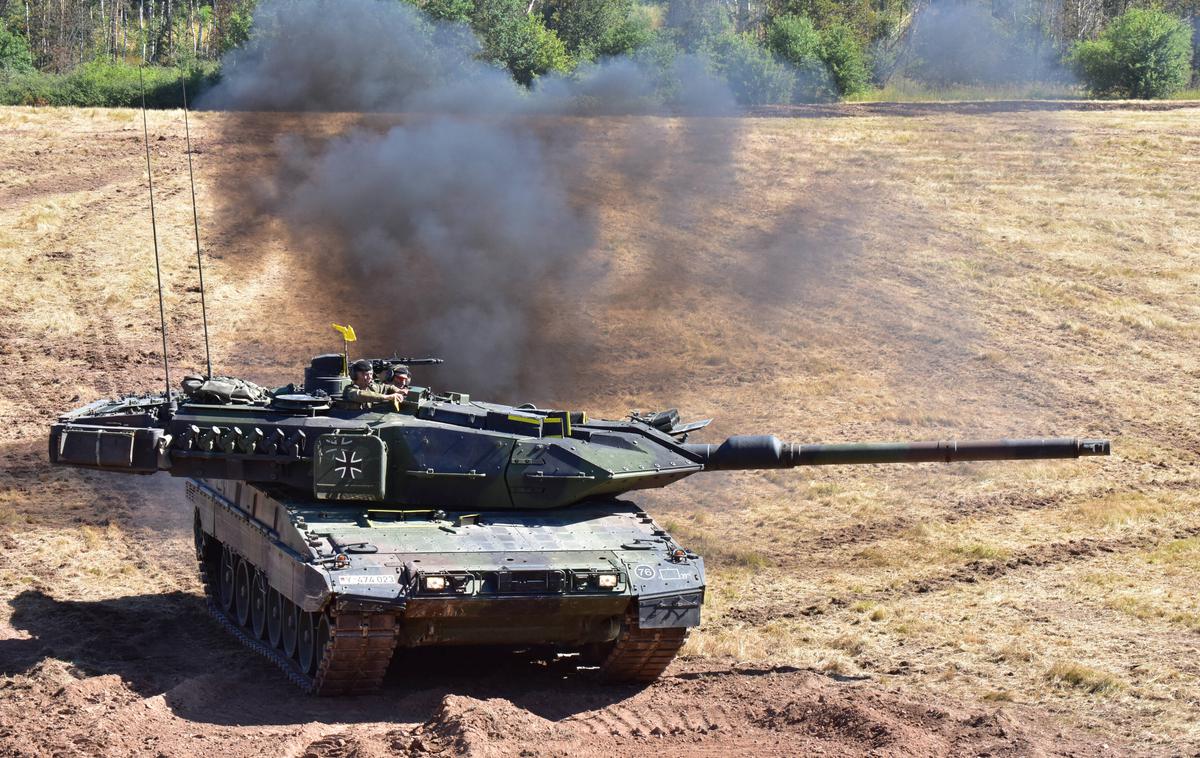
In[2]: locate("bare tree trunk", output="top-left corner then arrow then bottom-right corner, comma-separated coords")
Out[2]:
56,0 -> 63,71
139,0 -> 145,62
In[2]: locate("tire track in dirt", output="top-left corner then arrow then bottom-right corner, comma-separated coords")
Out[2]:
796,473 -> 1195,561
565,698 -> 731,739
376,666 -> 1115,757
801,489 -> 1080,556
723,520 -> 1200,625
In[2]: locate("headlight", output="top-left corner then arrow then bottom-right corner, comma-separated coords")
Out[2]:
424,576 -> 446,591
597,573 -> 619,588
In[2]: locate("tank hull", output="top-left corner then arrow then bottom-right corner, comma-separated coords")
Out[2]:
189,478 -> 705,693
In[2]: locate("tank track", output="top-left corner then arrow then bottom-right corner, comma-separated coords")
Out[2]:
598,607 -> 688,683
197,542 -> 399,695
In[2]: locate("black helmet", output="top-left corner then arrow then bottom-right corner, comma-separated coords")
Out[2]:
350,359 -> 372,375
389,364 -> 411,379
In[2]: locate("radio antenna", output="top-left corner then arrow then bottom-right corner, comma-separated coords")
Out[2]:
180,70 -> 213,379
138,65 -> 172,406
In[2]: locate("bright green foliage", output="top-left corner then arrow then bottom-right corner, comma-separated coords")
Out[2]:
710,33 -> 796,105
0,62 -> 218,107
420,0 -> 475,23
818,22 -> 869,96
596,4 -> 656,58
222,2 -> 257,54
478,8 -> 572,84
1070,8 -> 1193,98
766,14 -> 834,100
540,0 -> 652,59
770,0 -> 908,49
766,13 -> 869,97
0,26 -> 35,74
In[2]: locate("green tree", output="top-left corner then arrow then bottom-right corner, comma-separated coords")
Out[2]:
597,4 -> 656,58
1070,8 -> 1193,98
666,0 -> 732,52
541,0 -> 641,58
421,0 -> 475,23
766,13 -> 834,100
221,2 -> 257,54
819,22 -> 868,96
479,10 -> 572,84
770,0 -> 908,47
0,26 -> 35,73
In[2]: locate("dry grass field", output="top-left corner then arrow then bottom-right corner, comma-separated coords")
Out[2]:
0,102 -> 1198,755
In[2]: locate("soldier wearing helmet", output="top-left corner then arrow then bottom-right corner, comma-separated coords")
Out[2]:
342,359 -> 403,411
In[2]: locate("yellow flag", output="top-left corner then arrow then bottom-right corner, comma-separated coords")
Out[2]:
331,323 -> 357,342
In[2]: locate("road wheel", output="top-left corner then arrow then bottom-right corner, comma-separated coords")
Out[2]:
298,611 -> 319,675
234,558 -> 252,627
219,546 -> 236,612
267,587 -> 283,648
282,600 -> 299,658
251,570 -> 269,639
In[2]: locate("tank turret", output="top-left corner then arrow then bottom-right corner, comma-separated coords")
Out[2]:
46,355 -> 1110,693
48,354 -> 1111,510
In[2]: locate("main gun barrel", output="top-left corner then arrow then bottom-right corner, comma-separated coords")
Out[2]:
681,435 -> 1111,471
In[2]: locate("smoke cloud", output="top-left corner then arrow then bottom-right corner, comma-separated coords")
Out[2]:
200,0 -> 753,397
898,0 -> 1074,87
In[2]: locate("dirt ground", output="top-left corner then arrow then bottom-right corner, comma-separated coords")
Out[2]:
1,101 -> 1198,756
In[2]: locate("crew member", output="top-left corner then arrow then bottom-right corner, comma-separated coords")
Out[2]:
342,359 -> 402,411
386,364 -> 411,393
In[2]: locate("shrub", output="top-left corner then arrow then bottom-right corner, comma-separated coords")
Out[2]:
628,32 -> 687,101
0,62 -> 218,107
595,3 -> 656,58
710,32 -> 796,105
1070,8 -> 1192,98
819,22 -> 869,96
766,14 -> 835,101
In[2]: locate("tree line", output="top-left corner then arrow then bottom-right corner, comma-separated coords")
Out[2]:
0,0 -> 254,71
0,0 -> 1196,104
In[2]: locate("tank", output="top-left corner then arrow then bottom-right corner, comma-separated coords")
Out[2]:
47,355 -> 1110,694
